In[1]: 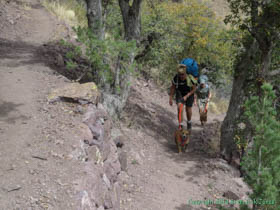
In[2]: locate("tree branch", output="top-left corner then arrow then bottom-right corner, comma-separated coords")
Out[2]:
118,0 -> 129,18
250,0 -> 258,28
135,32 -> 160,61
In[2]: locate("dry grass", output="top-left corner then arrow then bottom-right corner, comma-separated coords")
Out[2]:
42,0 -> 87,27
208,98 -> 229,114
208,90 -> 229,114
203,0 -> 230,22
21,2 -> 32,10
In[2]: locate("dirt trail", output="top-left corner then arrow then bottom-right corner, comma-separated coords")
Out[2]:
0,0 -> 84,209
0,0 -> 251,209
118,80 -> 251,210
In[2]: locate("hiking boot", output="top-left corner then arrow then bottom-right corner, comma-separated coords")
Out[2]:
187,122 -> 192,130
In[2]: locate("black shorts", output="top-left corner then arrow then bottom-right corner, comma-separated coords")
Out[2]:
176,92 -> 194,107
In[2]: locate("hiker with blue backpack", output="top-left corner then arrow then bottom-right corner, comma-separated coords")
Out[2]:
169,62 -> 198,130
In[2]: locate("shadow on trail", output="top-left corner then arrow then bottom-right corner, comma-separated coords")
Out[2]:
0,38 -> 36,60
0,38 -> 90,82
123,87 -> 175,140
0,100 -> 23,117
0,100 -> 28,124
0,38 -> 49,68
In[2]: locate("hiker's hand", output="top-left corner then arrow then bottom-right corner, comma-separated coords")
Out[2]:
183,95 -> 188,101
205,103 -> 209,111
169,98 -> 173,106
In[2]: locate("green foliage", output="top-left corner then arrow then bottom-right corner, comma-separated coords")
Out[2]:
104,0 -> 124,39
225,0 -> 280,80
241,83 -> 280,209
66,60 -> 78,70
224,0 -> 280,31
131,159 -> 138,165
59,39 -> 83,71
72,26 -> 137,87
217,205 -> 231,210
140,0 -> 237,86
271,42 -> 280,73
239,204 -> 251,210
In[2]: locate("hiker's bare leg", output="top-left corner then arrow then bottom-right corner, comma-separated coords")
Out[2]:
186,106 -> 192,122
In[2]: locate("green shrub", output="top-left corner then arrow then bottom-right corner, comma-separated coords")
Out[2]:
241,83 -> 280,209
140,0 -> 237,87
70,26 -> 137,89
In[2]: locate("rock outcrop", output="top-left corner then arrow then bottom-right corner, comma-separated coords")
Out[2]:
76,103 -> 122,210
49,82 -> 124,210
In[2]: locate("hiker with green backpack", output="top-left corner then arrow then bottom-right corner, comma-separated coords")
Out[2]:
169,64 -> 197,130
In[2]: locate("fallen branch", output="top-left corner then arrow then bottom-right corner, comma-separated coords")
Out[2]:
7,186 -> 21,192
32,155 -> 48,161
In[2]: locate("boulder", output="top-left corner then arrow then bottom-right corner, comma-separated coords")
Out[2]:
47,82 -> 100,105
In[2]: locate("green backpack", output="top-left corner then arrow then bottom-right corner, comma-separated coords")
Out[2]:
186,74 -> 197,87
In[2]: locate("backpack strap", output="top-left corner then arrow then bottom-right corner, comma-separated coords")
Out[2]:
176,74 -> 179,89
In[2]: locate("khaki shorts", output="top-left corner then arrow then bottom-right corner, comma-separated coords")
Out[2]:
197,98 -> 208,110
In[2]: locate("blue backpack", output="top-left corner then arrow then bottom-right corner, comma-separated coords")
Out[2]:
180,58 -> 199,78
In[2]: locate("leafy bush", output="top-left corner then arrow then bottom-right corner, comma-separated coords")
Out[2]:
140,0 -> 237,86
72,26 -> 137,90
241,83 -> 280,209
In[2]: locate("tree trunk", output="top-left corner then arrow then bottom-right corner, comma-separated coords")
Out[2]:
102,0 -> 142,118
118,0 -> 142,43
172,0 -> 183,2
260,48 -> 273,80
85,0 -> 104,39
220,39 -> 259,163
221,35 -> 277,169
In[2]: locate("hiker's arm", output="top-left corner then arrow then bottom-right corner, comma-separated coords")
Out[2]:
169,83 -> 176,105
188,85 -> 197,97
170,83 -> 176,98
194,94 -> 197,105
207,91 -> 212,102
205,91 -> 211,112
183,85 -> 196,101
